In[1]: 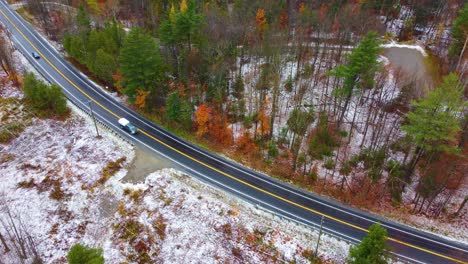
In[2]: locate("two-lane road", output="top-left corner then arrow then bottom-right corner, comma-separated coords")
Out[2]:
0,1 -> 467,263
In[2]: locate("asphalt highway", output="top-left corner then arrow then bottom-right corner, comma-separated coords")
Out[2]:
0,1 -> 467,263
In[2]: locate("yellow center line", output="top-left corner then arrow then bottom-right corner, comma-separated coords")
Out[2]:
1,7 -> 465,264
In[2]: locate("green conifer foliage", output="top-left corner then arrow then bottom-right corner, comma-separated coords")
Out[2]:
119,27 -> 167,103
348,223 -> 389,264
67,244 -> 104,264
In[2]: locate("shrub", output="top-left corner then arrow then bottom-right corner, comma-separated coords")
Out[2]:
22,73 -> 69,118
18,178 -> 36,188
50,183 -> 65,201
323,158 -> 334,170
0,122 -> 25,143
267,139 -> 279,158
67,244 -> 104,264
308,112 -> 340,160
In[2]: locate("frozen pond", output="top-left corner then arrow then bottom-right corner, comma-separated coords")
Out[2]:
383,46 -> 433,89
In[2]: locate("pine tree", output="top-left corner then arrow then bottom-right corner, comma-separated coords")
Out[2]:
174,0 -> 203,50
287,106 -> 315,169
119,27 -> 167,103
67,244 -> 104,264
329,31 -> 382,126
449,3 -> 468,69
348,223 -> 389,264
165,91 -> 193,130
76,4 -> 91,37
402,73 -> 464,181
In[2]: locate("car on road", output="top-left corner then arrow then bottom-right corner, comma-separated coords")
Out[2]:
118,118 -> 137,134
31,51 -> 40,59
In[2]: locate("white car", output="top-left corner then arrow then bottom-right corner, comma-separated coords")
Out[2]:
118,118 -> 137,134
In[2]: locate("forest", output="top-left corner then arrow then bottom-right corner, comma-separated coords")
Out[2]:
5,0 -> 467,220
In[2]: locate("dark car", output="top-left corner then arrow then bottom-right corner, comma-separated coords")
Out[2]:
32,52 -> 40,59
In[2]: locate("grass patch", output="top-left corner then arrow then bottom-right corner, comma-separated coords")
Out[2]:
0,122 -> 25,143
16,7 -> 34,24
49,183 -> 65,200
17,178 -> 36,189
97,157 -> 126,185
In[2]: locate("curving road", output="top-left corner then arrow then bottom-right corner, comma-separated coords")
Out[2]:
0,1 -> 467,263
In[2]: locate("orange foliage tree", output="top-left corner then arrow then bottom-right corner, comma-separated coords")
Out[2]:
113,69 -> 124,92
195,104 -> 212,137
278,11 -> 288,29
236,131 -> 258,154
256,108 -> 270,138
255,8 -> 268,37
135,89 -> 150,109
209,109 -> 233,146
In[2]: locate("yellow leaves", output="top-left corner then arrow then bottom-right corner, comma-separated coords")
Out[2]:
170,4 -> 176,23
180,0 -> 188,13
298,2 -> 306,14
135,89 -> 150,109
86,0 -> 100,14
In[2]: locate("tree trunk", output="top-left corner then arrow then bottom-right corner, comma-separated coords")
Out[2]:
455,196 -> 468,216
456,33 -> 468,72
0,232 -> 9,253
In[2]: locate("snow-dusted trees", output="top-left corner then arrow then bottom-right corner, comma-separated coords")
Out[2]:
0,26 -> 17,84
0,205 -> 43,264
329,31 -> 382,126
401,74 -> 465,208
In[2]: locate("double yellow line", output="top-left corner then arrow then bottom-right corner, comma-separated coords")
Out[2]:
1,6 -> 465,264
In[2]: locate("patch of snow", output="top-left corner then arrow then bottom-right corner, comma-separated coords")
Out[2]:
381,41 -> 428,57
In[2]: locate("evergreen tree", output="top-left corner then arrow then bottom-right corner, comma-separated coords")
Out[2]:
76,4 -> 91,37
287,106 -> 315,169
402,73 -> 464,180
159,0 -> 203,49
449,2 -> 468,68
174,0 -> 203,50
93,49 -> 117,85
348,223 -> 389,264
67,244 -> 104,264
119,27 -> 167,103
287,107 -> 315,136
165,91 -> 192,129
329,31 -> 382,126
